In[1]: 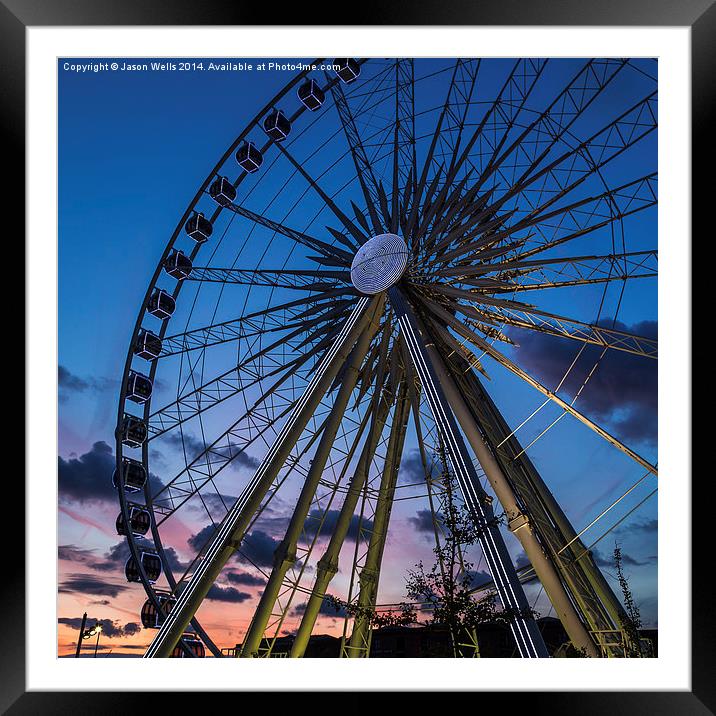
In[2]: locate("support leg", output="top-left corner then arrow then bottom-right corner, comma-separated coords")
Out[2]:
239,297 -> 384,656
144,296 -> 380,658
346,384 -> 410,656
290,371 -> 400,658
389,287 -> 549,658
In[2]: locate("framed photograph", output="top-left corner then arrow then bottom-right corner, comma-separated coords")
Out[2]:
10,0 -> 706,710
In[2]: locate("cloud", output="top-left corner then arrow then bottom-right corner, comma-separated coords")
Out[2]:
616,517 -> 657,535
91,538 -> 187,575
463,570 -> 492,588
59,573 -> 128,598
206,585 -> 252,603
512,318 -> 657,445
161,432 -> 260,471
159,547 -> 187,573
592,549 -> 654,568
292,598 -> 347,619
58,441 -> 116,504
189,527 -> 280,568
58,616 -> 141,639
398,449 -> 440,485
237,530 -> 281,567
303,509 -> 374,542
58,366 -> 90,393
187,525 -> 216,553
58,440 -> 166,506
59,544 -> 97,563
122,622 -> 142,636
58,366 -> 115,402
408,509 -> 443,533
227,571 -> 266,587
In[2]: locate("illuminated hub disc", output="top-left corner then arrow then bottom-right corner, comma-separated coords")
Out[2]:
350,233 -> 409,295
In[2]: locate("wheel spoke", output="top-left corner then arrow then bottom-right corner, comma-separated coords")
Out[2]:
423,285 -> 657,359
419,301 -> 658,476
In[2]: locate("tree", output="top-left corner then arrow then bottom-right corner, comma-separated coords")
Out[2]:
328,448 -> 537,657
613,542 -> 643,657
403,465 -> 535,656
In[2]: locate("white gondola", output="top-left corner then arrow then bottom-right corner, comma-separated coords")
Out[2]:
116,504 -> 151,537
141,592 -> 177,629
170,634 -> 206,658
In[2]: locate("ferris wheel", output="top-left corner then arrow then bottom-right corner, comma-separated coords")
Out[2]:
113,57 -> 658,659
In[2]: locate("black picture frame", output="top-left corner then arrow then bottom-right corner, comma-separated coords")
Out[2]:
7,0 -> 707,711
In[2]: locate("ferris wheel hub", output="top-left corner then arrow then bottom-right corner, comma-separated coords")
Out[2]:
350,233 -> 409,295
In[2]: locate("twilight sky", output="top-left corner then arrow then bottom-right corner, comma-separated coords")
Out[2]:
58,57 -> 658,657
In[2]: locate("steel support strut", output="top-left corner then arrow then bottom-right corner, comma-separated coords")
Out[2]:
144,296 -> 380,658
389,287 -> 549,658
239,296 -> 385,656
346,382 -> 410,657
439,350 -> 627,654
418,324 -> 599,657
290,369 -> 401,657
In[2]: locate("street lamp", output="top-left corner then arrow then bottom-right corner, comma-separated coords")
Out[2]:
79,621 -> 103,658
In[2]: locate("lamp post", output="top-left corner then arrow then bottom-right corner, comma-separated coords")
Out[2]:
93,623 -> 103,657
74,612 -> 87,658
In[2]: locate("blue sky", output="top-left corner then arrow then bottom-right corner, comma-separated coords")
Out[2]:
58,57 -> 658,655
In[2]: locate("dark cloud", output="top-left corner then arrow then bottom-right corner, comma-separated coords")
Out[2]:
59,440 -> 166,506
160,547 -> 187,573
91,538 -> 187,574
59,573 -> 128,598
58,616 -> 140,639
237,530 -> 281,567
161,433 -> 260,472
512,318 -> 657,445
193,492 -> 236,515
303,509 -> 373,542
58,366 -> 90,392
292,598 -> 347,619
58,441 -> 116,504
592,549 -> 654,568
122,622 -> 142,636
464,570 -> 492,588
58,366 -> 115,402
59,544 -> 97,563
227,571 -> 266,587
189,527 -> 281,568
90,540 -> 132,571
187,525 -> 216,553
408,509 -> 444,533
398,449 -> 439,485
617,518 -> 657,535
206,585 -> 252,603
